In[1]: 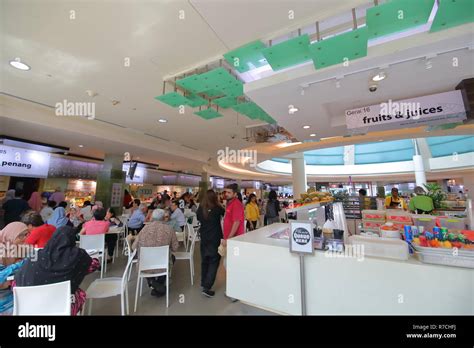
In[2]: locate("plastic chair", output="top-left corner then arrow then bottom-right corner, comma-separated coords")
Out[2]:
13,280 -> 71,315
86,249 -> 136,316
176,227 -> 187,250
124,236 -> 138,281
80,234 -> 106,278
173,225 -> 197,285
134,245 -> 170,311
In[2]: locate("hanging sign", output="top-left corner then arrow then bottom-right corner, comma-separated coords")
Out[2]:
0,145 -> 51,178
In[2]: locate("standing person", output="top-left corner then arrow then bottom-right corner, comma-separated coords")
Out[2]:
197,190 -> 225,298
40,200 -> 56,223
123,189 -> 133,209
22,211 -> 56,248
162,190 -> 170,201
131,209 -> 179,297
384,187 -> 407,210
15,226 -> 100,316
409,186 -> 434,214
48,187 -> 65,206
265,190 -> 281,225
170,200 -> 186,231
2,189 -> 30,225
245,193 -> 259,231
27,192 -> 42,213
257,199 -> 265,228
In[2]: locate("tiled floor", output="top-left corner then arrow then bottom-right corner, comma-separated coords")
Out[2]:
81,241 -> 275,315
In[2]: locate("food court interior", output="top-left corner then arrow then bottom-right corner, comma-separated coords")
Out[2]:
0,0 -> 473,316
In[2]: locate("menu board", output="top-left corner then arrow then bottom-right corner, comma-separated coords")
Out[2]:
111,183 -> 122,208
289,221 -> 314,255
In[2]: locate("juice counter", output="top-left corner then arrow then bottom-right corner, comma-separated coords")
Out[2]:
226,223 -> 473,315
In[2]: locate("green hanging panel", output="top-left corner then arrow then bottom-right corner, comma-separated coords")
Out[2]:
176,67 -> 243,97
366,0 -> 435,39
262,34 -> 311,71
214,96 -> 239,108
155,92 -> 189,108
309,27 -> 368,69
430,0 -> 474,32
194,108 -> 223,120
223,41 -> 268,73
185,93 -> 208,107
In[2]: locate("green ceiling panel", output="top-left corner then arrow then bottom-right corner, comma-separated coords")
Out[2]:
309,27 -> 368,69
261,34 -> 311,71
155,92 -> 189,107
430,0 -> 474,32
185,93 -> 208,107
176,67 -> 243,96
202,89 -> 225,98
366,0 -> 435,39
223,41 -> 268,73
232,102 -> 275,123
213,96 -> 239,108
194,108 -> 223,120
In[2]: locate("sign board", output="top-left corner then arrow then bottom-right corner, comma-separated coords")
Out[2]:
122,164 -> 144,184
111,183 -> 122,208
289,221 -> 314,255
137,185 -> 154,199
345,90 -> 466,133
0,145 -> 51,178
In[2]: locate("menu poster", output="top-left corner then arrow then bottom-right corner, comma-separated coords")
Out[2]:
289,221 -> 314,255
111,183 -> 122,208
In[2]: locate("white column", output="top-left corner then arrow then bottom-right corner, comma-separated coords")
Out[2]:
412,139 -> 427,187
292,153 -> 307,198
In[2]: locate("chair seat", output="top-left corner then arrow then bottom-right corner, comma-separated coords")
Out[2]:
176,232 -> 185,242
86,278 -> 122,298
173,252 -> 191,260
138,270 -> 167,278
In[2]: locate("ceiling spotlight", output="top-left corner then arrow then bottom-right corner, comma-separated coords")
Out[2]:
9,58 -> 30,71
310,133 -> 316,137
288,105 -> 299,114
158,118 -> 168,123
372,71 -> 386,81
78,144 -> 84,148
303,125 -> 310,129
111,100 -> 120,106
86,90 -> 98,97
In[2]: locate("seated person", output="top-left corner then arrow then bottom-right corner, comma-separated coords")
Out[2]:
40,200 -> 56,223
105,207 -> 123,227
170,200 -> 186,231
80,201 -> 93,222
131,209 -> 179,297
127,204 -> 147,235
0,222 -> 30,315
22,211 -> 56,248
409,186 -> 434,214
80,207 -> 113,262
15,226 -> 100,316
47,205 -> 70,229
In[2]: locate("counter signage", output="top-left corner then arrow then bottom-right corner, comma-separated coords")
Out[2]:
111,183 -> 122,208
345,90 -> 466,133
0,145 -> 51,178
290,221 -> 314,255
123,164 -> 144,184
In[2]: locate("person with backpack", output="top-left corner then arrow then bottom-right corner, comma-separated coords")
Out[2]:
265,190 -> 281,225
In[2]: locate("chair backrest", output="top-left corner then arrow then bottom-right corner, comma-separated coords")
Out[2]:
79,234 -> 105,252
192,215 -> 199,227
121,249 -> 136,289
138,246 -> 169,272
187,223 -> 198,256
124,236 -> 132,257
13,280 -> 71,315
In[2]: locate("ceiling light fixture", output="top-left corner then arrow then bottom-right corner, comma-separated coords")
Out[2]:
288,105 -> 299,114
310,133 -> 316,137
78,145 -> 84,148
276,142 -> 302,148
372,71 -> 386,81
303,125 -> 310,129
158,119 -> 168,123
9,59 -> 30,71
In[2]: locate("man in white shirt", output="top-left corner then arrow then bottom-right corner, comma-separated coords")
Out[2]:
170,200 -> 186,231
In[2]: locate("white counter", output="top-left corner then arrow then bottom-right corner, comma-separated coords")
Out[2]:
227,223 -> 474,315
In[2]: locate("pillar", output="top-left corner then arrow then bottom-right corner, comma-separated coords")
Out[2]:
198,171 -> 209,202
95,154 -> 126,214
291,153 -> 307,198
412,139 -> 427,187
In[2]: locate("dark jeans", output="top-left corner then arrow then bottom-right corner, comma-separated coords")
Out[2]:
200,240 -> 221,291
146,255 -> 176,293
246,220 -> 257,231
128,225 -> 143,236
105,234 -> 118,257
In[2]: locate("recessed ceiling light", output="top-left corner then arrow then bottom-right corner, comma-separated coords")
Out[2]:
303,125 -> 310,129
78,145 -> 84,148
372,71 -> 386,81
288,105 -> 299,114
9,59 -> 30,71
310,133 -> 316,137
158,119 -> 168,123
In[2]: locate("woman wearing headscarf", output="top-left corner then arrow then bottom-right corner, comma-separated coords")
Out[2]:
47,206 -> 69,228
27,192 -> 43,213
0,222 -> 30,315
15,226 -> 100,315
1,190 -> 15,205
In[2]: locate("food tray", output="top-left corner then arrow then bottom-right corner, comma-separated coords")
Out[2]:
362,210 -> 386,221
362,221 -> 385,230
414,251 -> 474,269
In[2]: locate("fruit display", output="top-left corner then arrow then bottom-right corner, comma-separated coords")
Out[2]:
411,228 -> 474,250
292,189 -> 333,208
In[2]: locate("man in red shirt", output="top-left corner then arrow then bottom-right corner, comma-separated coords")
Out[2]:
22,211 -> 56,248
222,183 -> 244,246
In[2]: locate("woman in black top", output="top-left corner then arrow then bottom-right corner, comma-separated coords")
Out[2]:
196,189 -> 225,298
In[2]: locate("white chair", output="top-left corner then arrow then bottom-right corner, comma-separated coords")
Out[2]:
80,234 -> 106,278
108,226 -> 124,263
124,237 -> 138,281
13,280 -> 71,315
86,249 -> 136,316
176,227 -> 187,250
134,245 -> 170,311
173,224 -> 197,285
192,216 -> 200,241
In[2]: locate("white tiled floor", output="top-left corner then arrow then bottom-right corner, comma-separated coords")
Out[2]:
81,241 -> 274,315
